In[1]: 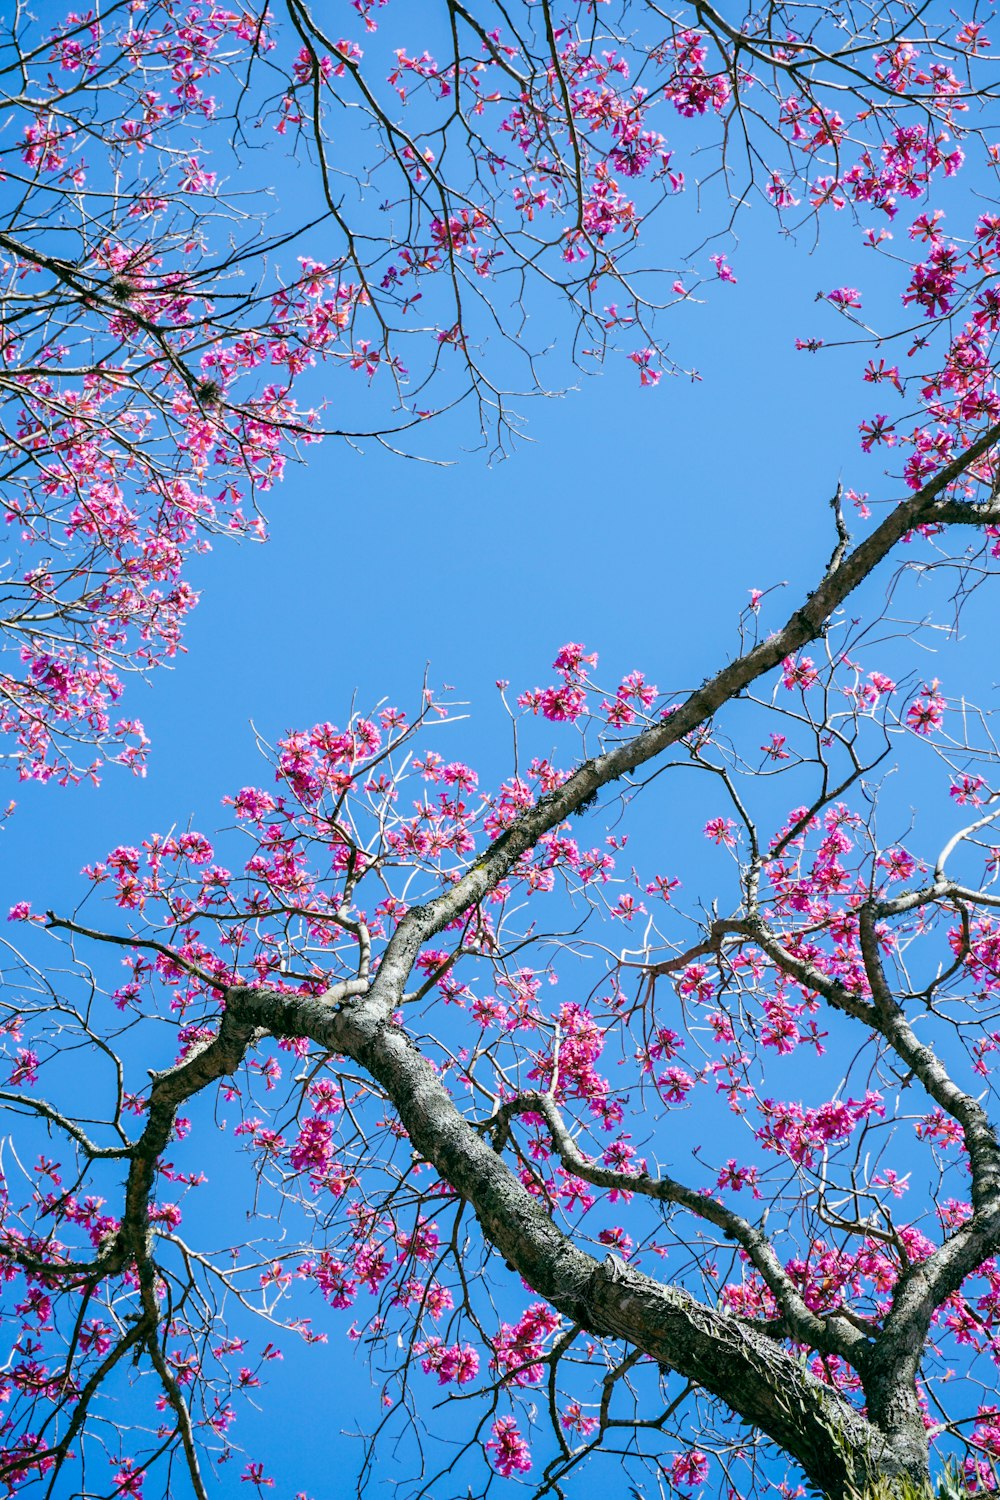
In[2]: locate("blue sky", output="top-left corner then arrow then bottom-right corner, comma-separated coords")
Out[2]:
5,35 -> 1000,1494
5,207 -> 902,896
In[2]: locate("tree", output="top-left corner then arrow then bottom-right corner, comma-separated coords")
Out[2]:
5,3 -> 1000,1499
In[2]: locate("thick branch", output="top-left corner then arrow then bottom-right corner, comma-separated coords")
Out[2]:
489,1090 -> 869,1364
117,1009 -> 259,1265
374,432 -> 1000,1002
226,984 -> 897,1497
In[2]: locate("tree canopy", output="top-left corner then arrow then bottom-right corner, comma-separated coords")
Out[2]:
5,4 -> 1000,1499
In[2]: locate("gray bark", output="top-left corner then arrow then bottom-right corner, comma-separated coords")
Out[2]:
226,985 -> 928,1500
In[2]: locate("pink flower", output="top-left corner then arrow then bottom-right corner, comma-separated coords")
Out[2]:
859,413 -> 895,451
148,1201 -> 182,1229
906,681 -> 945,735
178,157 -> 217,194
762,733 -> 790,761
671,1449 -> 709,1490
710,252 -> 737,282
827,286 -> 862,309
240,1463 -> 273,1487
9,1049 -> 39,1086
228,786 -> 277,820
178,831 -> 213,864
658,1066 -> 695,1102
290,1116 -> 335,1176
782,655 -> 819,691
951,774 -> 986,806
878,846 -> 917,882
417,1338 -> 480,1385
767,172 -> 799,208
552,642 -> 597,678
717,1160 -> 760,1196
560,1400 -> 598,1435
112,1460 -> 144,1498
868,670 -> 896,698
628,347 -> 661,385
539,685 -> 587,722
611,893 -> 644,921
486,1417 -> 532,1477
598,1226 -> 633,1256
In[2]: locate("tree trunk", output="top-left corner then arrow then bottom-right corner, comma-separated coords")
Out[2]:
228,987 -> 935,1500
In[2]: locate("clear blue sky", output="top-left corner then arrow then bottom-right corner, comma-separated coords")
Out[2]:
4,60 -> 999,1497
5,208 -> 919,882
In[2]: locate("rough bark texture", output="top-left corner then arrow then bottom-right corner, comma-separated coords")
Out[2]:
227,986 -> 921,1500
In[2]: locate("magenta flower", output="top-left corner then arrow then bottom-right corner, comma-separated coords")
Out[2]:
826,285 -> 862,309
486,1417 -> 532,1477
906,681 -> 945,735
